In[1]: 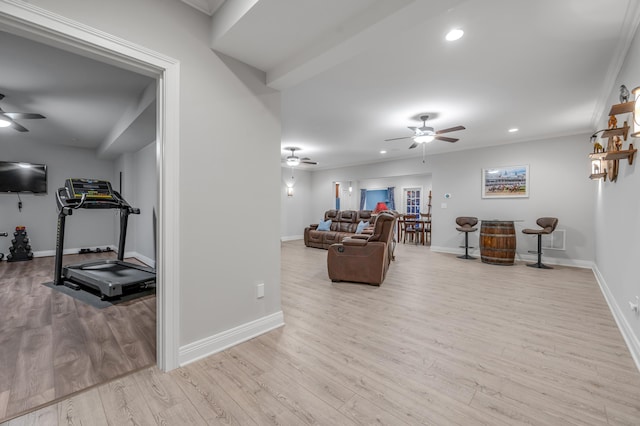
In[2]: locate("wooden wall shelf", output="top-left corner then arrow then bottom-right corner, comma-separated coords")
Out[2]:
589,143 -> 637,165
601,122 -> 629,140
588,172 -> 607,180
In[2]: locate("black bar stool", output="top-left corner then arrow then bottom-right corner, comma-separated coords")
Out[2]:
456,217 -> 478,259
522,217 -> 558,269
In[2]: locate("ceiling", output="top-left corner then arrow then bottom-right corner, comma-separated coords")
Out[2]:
199,0 -> 639,170
0,29 -> 155,159
1,0 -> 638,170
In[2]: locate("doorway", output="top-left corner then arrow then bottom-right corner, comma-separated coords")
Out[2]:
0,3 -> 179,421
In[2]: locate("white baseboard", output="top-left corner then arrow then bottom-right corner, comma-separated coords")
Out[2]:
178,311 -> 285,366
4,248 -> 156,268
281,235 -> 303,242
429,246 -> 593,269
592,265 -> 640,373
124,251 -> 156,268
11,246 -> 113,260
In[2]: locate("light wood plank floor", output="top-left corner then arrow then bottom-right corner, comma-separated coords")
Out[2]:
5,240 -> 640,425
0,253 -> 156,422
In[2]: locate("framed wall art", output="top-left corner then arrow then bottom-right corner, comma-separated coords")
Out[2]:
481,165 -> 529,198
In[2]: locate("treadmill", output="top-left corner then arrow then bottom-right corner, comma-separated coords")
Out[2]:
53,178 -> 156,299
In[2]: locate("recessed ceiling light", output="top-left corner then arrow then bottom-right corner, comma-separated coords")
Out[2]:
380,150 -> 387,154
508,128 -> 519,133
445,28 -> 464,41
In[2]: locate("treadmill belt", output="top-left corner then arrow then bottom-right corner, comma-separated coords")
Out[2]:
76,264 -> 154,285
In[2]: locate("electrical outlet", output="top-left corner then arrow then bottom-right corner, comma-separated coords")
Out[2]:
256,283 -> 265,299
630,296 -> 639,314
441,202 -> 447,209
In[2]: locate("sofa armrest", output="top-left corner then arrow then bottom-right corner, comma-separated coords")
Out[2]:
309,224 -> 319,229
348,235 -> 370,241
342,238 -> 368,246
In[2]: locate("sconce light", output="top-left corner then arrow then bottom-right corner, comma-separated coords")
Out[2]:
348,181 -> 353,195
286,185 -> 294,197
632,86 -> 640,138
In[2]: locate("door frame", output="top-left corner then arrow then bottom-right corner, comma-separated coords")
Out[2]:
0,0 -> 181,371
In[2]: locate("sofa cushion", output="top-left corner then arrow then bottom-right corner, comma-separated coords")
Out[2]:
323,232 -> 341,245
317,219 -> 332,231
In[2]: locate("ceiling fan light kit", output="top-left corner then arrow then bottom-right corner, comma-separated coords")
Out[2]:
445,28 -> 464,41
384,114 -> 466,150
413,134 -> 435,143
283,146 -> 318,167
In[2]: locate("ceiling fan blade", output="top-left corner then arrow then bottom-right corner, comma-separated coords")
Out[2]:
11,121 -> 29,132
301,160 -> 318,165
407,126 -> 418,132
384,136 -> 411,141
436,125 -> 465,134
408,142 -> 419,149
4,112 -> 46,120
435,136 -> 458,143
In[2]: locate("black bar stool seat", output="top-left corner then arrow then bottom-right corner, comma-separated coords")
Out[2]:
522,217 -> 558,269
456,216 -> 478,260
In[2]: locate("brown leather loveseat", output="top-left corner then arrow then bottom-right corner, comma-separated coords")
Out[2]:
327,211 -> 398,286
304,209 -> 374,249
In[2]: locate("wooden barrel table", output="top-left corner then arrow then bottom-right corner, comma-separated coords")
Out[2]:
480,220 -> 516,265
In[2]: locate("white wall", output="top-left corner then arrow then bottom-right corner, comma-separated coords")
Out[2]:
280,167 -> 312,240
24,0 -> 282,350
429,134 -> 593,265
594,23 -> 640,367
114,141 -> 157,265
133,141 -> 158,264
0,138 -> 116,255
309,134 -> 594,265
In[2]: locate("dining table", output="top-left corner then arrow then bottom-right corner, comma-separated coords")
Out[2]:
397,215 -> 431,245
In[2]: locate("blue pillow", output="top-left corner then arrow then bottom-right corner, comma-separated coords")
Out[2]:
317,219 -> 332,231
355,220 -> 368,234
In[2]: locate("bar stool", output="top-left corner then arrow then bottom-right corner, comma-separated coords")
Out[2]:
456,217 -> 478,259
522,217 -> 558,269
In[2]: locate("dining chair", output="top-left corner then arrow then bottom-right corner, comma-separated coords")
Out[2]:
402,214 -> 418,243
420,213 -> 431,245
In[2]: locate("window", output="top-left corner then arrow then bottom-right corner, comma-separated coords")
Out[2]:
364,189 -> 388,210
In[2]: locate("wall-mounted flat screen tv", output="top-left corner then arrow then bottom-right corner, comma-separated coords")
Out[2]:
0,161 -> 48,194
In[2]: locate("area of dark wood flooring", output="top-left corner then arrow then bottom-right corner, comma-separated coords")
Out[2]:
0,253 -> 156,422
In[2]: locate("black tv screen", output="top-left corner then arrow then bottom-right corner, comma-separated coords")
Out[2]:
0,161 -> 47,194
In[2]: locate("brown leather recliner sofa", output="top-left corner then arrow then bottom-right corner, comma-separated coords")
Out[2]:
304,209 -> 375,249
327,211 -> 398,286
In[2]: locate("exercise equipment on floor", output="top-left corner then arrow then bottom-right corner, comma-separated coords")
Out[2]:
6,226 -> 34,262
53,178 -> 156,299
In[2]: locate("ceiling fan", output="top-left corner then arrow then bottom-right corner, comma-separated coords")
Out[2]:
0,94 -> 46,132
284,147 -> 318,166
385,115 -> 465,148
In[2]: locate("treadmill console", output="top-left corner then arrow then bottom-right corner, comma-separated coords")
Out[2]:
65,178 -> 115,200
56,178 -> 126,212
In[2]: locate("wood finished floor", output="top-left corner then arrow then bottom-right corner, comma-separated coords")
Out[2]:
0,253 -> 156,422
4,240 -> 640,425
